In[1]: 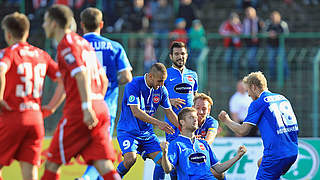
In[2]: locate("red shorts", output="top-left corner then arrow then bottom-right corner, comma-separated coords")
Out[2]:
47,100 -> 115,165
0,111 -> 44,166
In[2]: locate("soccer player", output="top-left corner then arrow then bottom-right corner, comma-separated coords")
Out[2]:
116,63 -> 179,179
218,71 -> 299,179
193,93 -> 219,145
160,107 -> 247,180
80,7 -> 133,180
41,5 -> 120,180
0,12 -> 62,180
160,40 -> 198,179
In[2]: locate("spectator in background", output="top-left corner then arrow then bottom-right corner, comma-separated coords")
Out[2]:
243,7 -> 263,72
170,18 -> 188,44
219,12 -> 242,78
229,80 -> 259,137
188,19 -> 207,71
237,0 -> 259,10
178,0 -> 197,30
266,11 -> 289,80
144,37 -> 157,73
151,0 -> 173,59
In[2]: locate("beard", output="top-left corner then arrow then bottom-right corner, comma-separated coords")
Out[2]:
173,59 -> 185,68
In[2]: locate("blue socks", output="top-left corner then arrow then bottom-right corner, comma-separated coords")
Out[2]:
82,165 -> 102,180
153,164 -> 165,180
117,161 -> 129,177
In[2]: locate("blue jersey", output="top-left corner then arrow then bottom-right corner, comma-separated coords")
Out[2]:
168,135 -> 219,180
195,115 -> 219,139
164,67 -> 198,142
83,32 -> 132,118
117,75 -> 171,138
244,91 -> 299,159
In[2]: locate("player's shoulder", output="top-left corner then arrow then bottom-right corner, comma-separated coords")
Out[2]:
206,115 -> 217,123
184,68 -> 198,77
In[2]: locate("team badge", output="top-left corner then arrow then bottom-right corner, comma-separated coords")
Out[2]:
153,95 -> 160,103
187,76 -> 193,82
199,144 -> 205,150
128,95 -> 135,102
64,53 -> 76,64
201,131 -> 206,136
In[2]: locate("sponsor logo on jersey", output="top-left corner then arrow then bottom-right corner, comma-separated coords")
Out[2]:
187,75 -> 193,82
189,152 -> 206,163
174,83 -> 192,94
128,95 -> 135,103
264,95 -> 286,102
153,95 -> 160,103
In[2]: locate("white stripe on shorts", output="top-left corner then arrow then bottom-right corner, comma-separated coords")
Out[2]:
59,118 -> 68,164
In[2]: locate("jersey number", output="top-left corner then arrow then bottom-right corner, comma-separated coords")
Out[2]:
82,50 -> 102,87
16,63 -> 46,98
123,140 -> 131,150
269,101 -> 297,128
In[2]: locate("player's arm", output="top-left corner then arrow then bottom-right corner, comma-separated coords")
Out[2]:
99,69 -> 108,96
205,129 -> 218,145
160,141 -> 174,174
74,70 -> 98,129
212,145 -> 247,174
163,108 -> 179,129
118,69 -> 132,85
42,77 -> 65,118
0,65 -> 11,111
211,169 -> 226,180
130,104 -> 174,134
218,110 -> 253,136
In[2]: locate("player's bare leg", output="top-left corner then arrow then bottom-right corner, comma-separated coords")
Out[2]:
41,161 -> 61,180
93,159 -> 121,179
19,161 -> 38,180
116,152 -> 137,177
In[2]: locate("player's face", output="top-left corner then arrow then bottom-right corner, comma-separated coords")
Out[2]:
42,12 -> 54,38
170,47 -> 188,69
183,111 -> 198,131
151,71 -> 167,89
245,84 -> 258,101
194,99 -> 211,126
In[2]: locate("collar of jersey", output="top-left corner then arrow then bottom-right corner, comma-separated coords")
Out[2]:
198,116 -> 210,129
172,65 -> 185,75
83,32 -> 99,37
178,134 -> 196,143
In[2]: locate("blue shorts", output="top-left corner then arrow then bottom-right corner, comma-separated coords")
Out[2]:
117,133 -> 161,158
256,155 -> 297,180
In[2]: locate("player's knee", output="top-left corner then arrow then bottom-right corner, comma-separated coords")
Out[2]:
124,154 -> 137,168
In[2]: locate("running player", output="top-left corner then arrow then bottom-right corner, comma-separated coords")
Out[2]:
116,63 -> 179,179
41,5 -> 120,180
160,107 -> 247,179
0,12 -> 61,180
218,71 -> 299,179
80,7 -> 133,180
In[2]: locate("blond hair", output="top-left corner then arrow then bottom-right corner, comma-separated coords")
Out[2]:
243,71 -> 268,90
193,93 -> 213,106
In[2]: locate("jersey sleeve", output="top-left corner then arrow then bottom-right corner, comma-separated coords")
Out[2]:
116,44 -> 132,72
58,45 -> 86,77
44,52 -> 60,80
160,86 -> 171,109
125,82 -> 140,106
168,142 -> 178,167
0,49 -> 12,73
207,117 -> 219,133
243,100 -> 264,126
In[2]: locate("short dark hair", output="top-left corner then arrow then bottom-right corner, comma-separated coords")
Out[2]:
170,41 -> 187,55
1,12 -> 29,39
46,4 -> 74,29
178,107 -> 197,127
150,62 -> 167,75
80,7 -> 102,32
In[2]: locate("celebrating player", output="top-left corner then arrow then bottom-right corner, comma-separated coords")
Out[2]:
116,63 -> 179,179
0,12 -> 62,180
80,7 -> 133,180
41,5 -> 120,180
160,107 -> 247,179
218,71 -> 299,179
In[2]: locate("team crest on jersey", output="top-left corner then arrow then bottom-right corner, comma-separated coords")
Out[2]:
64,53 -> 76,64
189,152 -> 206,163
153,94 -> 160,103
199,144 -> 205,150
201,131 -> 206,136
129,95 -> 135,103
187,75 -> 193,82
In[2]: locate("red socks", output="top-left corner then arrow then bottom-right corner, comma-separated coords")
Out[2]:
41,169 -> 60,180
102,170 -> 121,180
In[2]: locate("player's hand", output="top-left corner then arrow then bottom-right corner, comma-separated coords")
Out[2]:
158,121 -> 175,134
218,110 -> 229,123
237,145 -> 247,158
83,108 -> 99,130
170,98 -> 186,109
160,141 -> 169,153
0,100 -> 12,112
41,105 -> 55,119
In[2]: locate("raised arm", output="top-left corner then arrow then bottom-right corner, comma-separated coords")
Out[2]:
218,110 -> 253,136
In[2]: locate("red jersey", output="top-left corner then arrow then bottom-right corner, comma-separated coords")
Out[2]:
56,32 -> 105,117
0,42 -> 59,113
